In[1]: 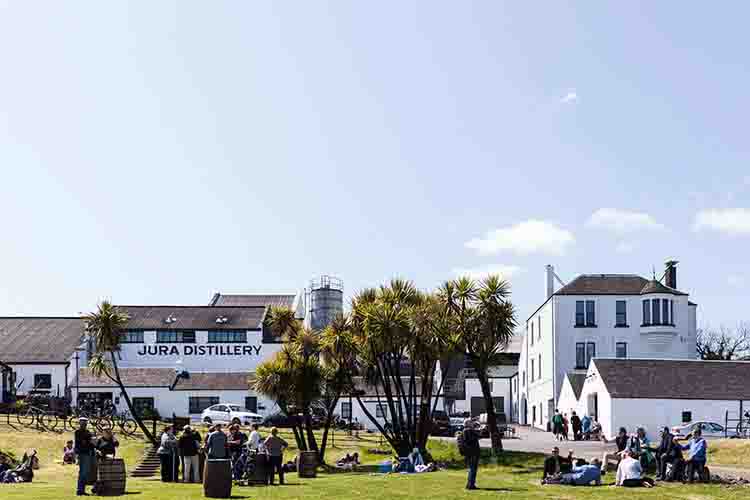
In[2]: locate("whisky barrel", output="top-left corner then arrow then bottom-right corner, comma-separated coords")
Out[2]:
203,459 -> 232,498
97,458 -> 126,496
298,451 -> 317,478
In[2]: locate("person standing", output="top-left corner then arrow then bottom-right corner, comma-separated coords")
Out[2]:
570,412 -> 582,441
74,417 -> 94,496
562,413 -> 570,441
206,424 -> 228,459
681,427 -> 708,483
581,414 -> 592,440
158,425 -> 178,482
264,427 -> 288,485
551,410 -> 563,441
178,425 -> 201,483
462,418 -> 481,490
248,424 -> 261,451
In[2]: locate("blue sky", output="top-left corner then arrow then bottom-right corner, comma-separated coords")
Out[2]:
0,2 -> 748,328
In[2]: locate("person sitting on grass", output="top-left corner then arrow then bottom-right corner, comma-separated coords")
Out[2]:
600,427 -> 629,474
63,440 -> 76,465
0,455 -> 11,476
542,447 -> 572,481
680,427 -> 708,483
615,450 -> 655,487
560,459 -> 602,486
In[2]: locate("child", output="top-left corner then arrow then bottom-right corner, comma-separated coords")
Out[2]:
63,440 -> 76,464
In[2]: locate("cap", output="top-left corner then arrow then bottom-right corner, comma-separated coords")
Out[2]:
78,417 -> 89,423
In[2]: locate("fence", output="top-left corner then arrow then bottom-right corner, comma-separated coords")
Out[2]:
724,401 -> 749,438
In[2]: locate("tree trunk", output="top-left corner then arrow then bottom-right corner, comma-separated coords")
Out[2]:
109,352 -> 156,445
476,367 -> 503,454
291,425 -> 306,450
303,409 -> 319,452
318,395 -> 339,464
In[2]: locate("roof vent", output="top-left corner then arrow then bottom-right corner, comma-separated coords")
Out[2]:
164,315 -> 177,324
215,316 -> 229,324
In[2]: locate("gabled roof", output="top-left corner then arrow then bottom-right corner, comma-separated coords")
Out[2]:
0,318 -> 84,363
565,372 -> 587,399
556,275 -> 686,296
209,294 -> 296,309
116,306 -> 266,331
593,358 -> 750,400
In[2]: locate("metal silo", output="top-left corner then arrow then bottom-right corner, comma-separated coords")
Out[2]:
306,275 -> 343,331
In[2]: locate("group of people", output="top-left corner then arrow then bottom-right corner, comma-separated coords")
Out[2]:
539,424 -> 710,489
0,451 -> 36,484
551,410 -> 601,441
156,422 -> 289,486
73,418 -> 120,496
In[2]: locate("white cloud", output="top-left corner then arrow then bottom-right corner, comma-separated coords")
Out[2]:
465,220 -> 575,256
561,91 -> 578,103
451,264 -> 523,281
615,242 -> 636,254
587,208 -> 666,234
694,208 -> 750,235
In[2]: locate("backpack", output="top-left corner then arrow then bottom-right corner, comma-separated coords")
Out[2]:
456,431 -> 466,456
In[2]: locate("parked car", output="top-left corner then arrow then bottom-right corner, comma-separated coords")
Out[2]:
431,410 -> 452,436
201,404 -> 263,426
262,412 -> 302,428
478,412 -> 510,438
449,417 -> 465,434
670,421 -> 735,439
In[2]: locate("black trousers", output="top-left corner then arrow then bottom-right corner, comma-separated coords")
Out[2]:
267,456 -> 284,485
622,477 -> 655,487
685,459 -> 705,483
160,453 -> 174,482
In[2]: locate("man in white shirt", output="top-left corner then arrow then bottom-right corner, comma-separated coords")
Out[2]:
248,424 -> 261,451
616,451 -> 654,487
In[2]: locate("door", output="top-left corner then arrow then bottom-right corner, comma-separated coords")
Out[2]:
547,399 -> 555,430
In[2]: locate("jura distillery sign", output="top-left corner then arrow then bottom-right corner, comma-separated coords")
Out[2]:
136,345 -> 263,357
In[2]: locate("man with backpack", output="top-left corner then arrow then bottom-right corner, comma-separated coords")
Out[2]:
460,418 -> 481,490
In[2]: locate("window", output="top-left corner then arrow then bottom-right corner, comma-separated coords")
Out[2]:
643,299 -> 651,325
530,359 -> 535,382
530,322 -> 534,346
132,397 -> 154,417
615,300 -> 627,326
585,300 -> 596,326
532,405 -> 536,423
575,343 -> 586,369
244,397 -> 258,413
157,330 -> 196,343
662,299 -> 669,325
493,397 -> 504,413
33,374 -> 52,389
120,330 -> 144,343
586,342 -> 596,367
575,301 -> 585,326
522,371 -> 526,386
341,402 -> 352,419
652,298 -> 661,325
538,316 -> 541,340
538,354 -> 542,379
670,300 -> 675,325
189,396 -> 220,414
616,342 -> 627,359
208,330 -> 247,343
375,404 -> 386,418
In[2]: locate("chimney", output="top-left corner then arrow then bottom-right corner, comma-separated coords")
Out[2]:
665,260 -> 678,289
546,265 -> 555,299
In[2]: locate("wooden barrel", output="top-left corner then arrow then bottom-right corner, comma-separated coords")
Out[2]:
97,458 -> 126,496
203,459 -> 232,498
298,451 -> 317,478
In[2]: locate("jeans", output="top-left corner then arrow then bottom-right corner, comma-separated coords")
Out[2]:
77,452 -> 93,495
160,453 -> 174,482
466,455 -> 479,488
267,456 -> 284,485
686,459 -> 705,483
182,455 -> 199,483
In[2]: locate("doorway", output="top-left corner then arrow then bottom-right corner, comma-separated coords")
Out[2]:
587,393 -> 598,422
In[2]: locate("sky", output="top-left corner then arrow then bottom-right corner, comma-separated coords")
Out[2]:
0,2 -> 748,329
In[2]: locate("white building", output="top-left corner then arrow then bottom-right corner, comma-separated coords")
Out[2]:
517,260 -> 697,430
578,358 -> 750,440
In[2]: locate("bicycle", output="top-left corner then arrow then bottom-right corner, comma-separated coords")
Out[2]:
112,409 -> 138,436
16,405 -> 58,431
736,411 -> 750,438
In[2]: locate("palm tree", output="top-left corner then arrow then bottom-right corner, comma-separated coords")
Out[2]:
439,275 -> 516,454
84,301 -> 156,445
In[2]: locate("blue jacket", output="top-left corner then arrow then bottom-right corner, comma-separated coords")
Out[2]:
564,464 -> 601,485
681,437 -> 707,462
581,416 -> 591,433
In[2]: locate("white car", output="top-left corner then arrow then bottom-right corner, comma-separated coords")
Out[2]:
670,421 -> 734,439
201,404 -> 263,426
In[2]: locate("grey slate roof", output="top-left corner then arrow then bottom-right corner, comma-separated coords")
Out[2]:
209,294 -> 296,309
593,358 -> 750,400
116,306 -> 266,331
0,318 -> 84,363
566,372 -> 587,399
75,368 -> 253,391
556,275 -> 687,296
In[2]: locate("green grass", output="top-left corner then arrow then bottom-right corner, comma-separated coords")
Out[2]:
707,439 -> 750,468
0,423 -> 747,499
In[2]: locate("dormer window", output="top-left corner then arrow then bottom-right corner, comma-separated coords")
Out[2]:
164,315 -> 177,324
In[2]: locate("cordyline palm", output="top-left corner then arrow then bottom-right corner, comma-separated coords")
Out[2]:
84,301 -> 156,445
439,274 -> 516,454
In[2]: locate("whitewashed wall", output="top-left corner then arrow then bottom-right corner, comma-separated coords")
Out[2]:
333,398 -> 446,432
577,362 -> 614,439
453,378 -> 512,416
525,300 -> 554,430
10,364 -> 68,396
556,376 -> 586,419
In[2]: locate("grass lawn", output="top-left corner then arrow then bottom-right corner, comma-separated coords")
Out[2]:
1,423 -> 748,499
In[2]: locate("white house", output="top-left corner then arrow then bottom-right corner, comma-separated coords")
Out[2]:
579,358 -> 750,441
518,260 -> 698,429
556,372 -> 586,419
